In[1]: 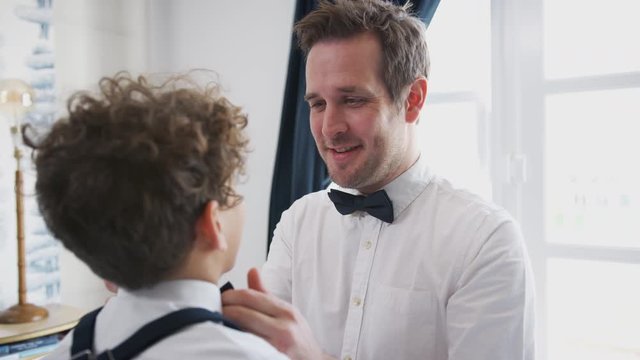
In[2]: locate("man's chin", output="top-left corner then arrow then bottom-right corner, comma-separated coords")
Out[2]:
328,171 -> 365,190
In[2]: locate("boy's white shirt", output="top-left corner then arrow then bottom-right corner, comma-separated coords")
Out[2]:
45,280 -> 288,360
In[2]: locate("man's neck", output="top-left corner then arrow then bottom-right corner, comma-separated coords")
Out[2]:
356,152 -> 420,194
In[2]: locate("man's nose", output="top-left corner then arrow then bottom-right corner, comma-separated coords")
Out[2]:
322,104 -> 348,138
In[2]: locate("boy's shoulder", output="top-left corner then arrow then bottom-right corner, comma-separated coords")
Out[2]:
45,320 -> 288,360
151,321 -> 289,359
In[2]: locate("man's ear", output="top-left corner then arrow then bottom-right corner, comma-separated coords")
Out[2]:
405,77 -> 428,124
195,200 -> 227,252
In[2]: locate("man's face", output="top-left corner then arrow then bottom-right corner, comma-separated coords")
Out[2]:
305,32 -> 411,193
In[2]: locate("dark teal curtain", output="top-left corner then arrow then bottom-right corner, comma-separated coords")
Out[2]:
268,0 -> 441,249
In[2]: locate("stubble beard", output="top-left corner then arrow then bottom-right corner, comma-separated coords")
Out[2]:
326,136 -> 400,192
327,154 -> 380,190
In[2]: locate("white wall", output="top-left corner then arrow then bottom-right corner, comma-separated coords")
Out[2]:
147,0 -> 295,288
54,0 -> 294,308
54,0 -> 151,309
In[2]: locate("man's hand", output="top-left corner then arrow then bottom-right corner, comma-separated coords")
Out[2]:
222,268 -> 331,360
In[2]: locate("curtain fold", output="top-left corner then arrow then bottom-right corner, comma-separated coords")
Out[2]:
267,0 -> 440,249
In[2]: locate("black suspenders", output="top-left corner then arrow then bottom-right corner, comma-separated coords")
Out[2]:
70,307 -> 241,360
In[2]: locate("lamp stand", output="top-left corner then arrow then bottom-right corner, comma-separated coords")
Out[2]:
0,144 -> 49,324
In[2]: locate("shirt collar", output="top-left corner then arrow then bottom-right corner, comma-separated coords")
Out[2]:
329,154 -> 433,222
118,279 -> 222,312
383,155 -> 432,220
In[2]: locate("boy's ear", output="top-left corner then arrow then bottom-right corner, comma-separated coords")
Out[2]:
405,77 -> 428,124
195,200 -> 227,252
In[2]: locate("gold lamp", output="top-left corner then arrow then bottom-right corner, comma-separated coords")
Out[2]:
0,78 -> 49,323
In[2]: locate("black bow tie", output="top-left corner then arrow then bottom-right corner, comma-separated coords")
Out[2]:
328,189 -> 394,223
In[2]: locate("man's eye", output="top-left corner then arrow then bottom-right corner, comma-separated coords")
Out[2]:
345,97 -> 366,106
309,101 -> 326,110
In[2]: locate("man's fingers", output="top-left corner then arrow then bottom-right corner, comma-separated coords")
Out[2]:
222,288 -> 325,359
223,305 -> 279,340
247,267 -> 267,293
223,304 -> 298,354
222,288 -> 294,319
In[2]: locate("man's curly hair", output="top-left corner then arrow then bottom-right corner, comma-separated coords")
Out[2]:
28,73 -> 248,289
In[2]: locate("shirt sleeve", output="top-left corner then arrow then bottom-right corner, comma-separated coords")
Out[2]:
261,208 -> 294,303
446,217 -> 536,360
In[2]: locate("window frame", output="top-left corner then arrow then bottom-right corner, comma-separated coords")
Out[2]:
490,0 -> 640,359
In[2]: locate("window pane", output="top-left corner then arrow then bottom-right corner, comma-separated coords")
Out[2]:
545,89 -> 640,247
418,102 -> 491,199
544,0 -> 640,78
426,0 -> 491,95
547,259 -> 640,360
422,0 -> 491,200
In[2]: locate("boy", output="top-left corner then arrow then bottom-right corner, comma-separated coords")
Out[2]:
30,73 -> 287,359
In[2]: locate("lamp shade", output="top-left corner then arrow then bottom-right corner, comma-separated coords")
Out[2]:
0,79 -> 35,118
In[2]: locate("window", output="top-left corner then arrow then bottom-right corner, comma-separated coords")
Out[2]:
424,0 -> 640,358
421,0 -> 492,199
540,0 -> 640,358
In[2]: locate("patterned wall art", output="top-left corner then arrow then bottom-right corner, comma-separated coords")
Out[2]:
0,0 -> 59,309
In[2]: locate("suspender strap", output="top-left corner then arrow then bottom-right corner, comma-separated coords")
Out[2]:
71,307 -> 242,360
102,308 -> 231,360
70,307 -> 103,360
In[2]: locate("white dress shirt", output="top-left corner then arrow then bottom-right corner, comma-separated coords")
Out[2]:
262,156 -> 535,360
45,280 -> 288,360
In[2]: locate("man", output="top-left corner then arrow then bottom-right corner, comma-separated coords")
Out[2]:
222,1 -> 535,359
33,73 -> 288,359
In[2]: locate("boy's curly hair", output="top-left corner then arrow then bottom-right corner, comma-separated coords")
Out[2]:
28,72 -> 248,289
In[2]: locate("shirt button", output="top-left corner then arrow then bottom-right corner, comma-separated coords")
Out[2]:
364,241 -> 372,249
352,297 -> 362,306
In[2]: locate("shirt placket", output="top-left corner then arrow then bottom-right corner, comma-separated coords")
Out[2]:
340,214 -> 382,360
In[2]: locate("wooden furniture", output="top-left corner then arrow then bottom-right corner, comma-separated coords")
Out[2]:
0,304 -> 85,359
